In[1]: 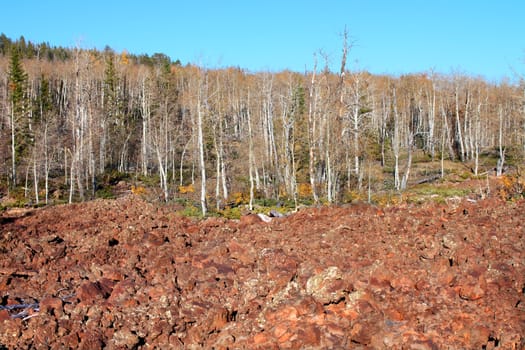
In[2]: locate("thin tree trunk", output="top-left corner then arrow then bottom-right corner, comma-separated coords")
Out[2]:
69,150 -> 75,203
24,164 -> 29,199
496,105 -> 505,176
440,107 -> 447,178
155,146 -> 168,201
10,102 -> 16,186
473,99 -> 482,176
308,57 -> 319,204
428,82 -> 436,160
392,88 -> 401,190
219,133 -> 228,203
197,88 -> 207,216
247,99 -> 255,211
141,77 -> 149,176
213,127 -> 221,210
463,88 -> 471,160
401,133 -> 413,190
455,84 -> 465,161
33,155 -> 39,205
44,122 -> 49,204
291,118 -> 298,211
99,118 -> 106,174
179,140 -> 189,186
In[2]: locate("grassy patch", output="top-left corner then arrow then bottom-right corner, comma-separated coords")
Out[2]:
412,184 -> 472,197
407,184 -> 473,204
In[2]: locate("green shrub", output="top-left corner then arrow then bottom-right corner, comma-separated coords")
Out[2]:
95,187 -> 115,199
218,206 -> 242,220
180,204 -> 203,218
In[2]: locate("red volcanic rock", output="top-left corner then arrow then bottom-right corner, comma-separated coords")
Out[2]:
239,213 -> 262,227
76,282 -> 104,303
75,279 -> 114,304
77,330 -> 104,350
110,326 -> 140,348
458,283 -> 485,301
39,297 -> 63,317
107,278 -> 136,305
0,194 -> 524,348
0,309 -> 10,321
305,266 -> 346,304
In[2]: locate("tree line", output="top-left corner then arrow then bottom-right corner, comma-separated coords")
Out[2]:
1,34 -> 524,214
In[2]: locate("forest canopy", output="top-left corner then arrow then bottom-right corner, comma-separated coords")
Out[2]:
1,34 -> 524,215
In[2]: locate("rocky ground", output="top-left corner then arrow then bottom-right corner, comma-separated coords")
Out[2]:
0,185 -> 524,349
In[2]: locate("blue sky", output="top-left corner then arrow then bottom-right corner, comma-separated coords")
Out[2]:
2,1 -> 524,81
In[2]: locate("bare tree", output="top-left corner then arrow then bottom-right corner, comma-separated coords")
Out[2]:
307,54 -> 319,203
496,104 -> 506,176
197,72 -> 207,215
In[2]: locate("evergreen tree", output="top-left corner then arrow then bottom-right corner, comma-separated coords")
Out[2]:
0,33 -> 11,55
34,74 -> 52,122
7,46 -> 30,186
8,47 -> 27,112
104,53 -> 117,168
104,52 -> 133,171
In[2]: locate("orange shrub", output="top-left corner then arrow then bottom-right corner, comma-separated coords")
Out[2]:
231,192 -> 246,205
297,182 -> 313,198
131,185 -> 147,195
498,175 -> 524,200
178,184 -> 195,194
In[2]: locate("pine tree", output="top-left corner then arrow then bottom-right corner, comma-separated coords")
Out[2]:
7,46 -> 29,186
8,47 -> 27,113
103,53 -> 122,170
0,33 -> 11,56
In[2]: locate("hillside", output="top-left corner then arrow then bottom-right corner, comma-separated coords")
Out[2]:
1,34 -> 524,213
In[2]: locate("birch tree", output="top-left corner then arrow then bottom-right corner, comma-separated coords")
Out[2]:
496,104 -> 506,176
307,54 -> 319,203
196,71 -> 207,215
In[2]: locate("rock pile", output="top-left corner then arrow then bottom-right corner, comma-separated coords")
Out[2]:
1,196 -> 524,349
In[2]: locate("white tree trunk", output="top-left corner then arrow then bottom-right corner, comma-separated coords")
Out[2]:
44,122 -> 49,204
141,77 -> 150,176
33,155 -> 39,205
455,84 -> 465,161
496,106 -> 505,176
68,150 -> 75,203
10,102 -> 16,186
307,58 -> 319,204
197,90 -> 207,216
392,88 -> 401,190
155,146 -> 169,201
401,133 -> 413,190
427,82 -> 436,159
247,99 -> 255,211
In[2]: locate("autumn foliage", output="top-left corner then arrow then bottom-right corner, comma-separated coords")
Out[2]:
0,34 -> 524,210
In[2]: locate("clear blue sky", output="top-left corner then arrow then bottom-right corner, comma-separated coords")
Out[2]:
3,1 -> 524,82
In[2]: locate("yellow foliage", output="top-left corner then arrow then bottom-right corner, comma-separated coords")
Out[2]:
297,183 -> 312,198
178,183 -> 195,194
372,193 -> 403,207
120,50 -> 129,65
345,190 -> 366,203
498,174 -> 525,200
278,185 -> 288,198
131,185 -> 147,195
231,192 -> 246,205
